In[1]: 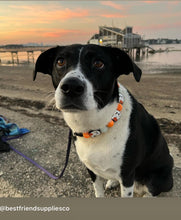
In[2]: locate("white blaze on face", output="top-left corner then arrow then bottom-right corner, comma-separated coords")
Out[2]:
54,47 -> 97,111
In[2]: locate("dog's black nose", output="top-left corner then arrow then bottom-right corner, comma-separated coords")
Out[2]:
60,78 -> 85,97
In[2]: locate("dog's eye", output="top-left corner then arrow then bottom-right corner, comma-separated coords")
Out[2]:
93,60 -> 104,69
57,58 -> 66,67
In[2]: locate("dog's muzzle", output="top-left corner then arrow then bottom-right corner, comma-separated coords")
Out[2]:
55,77 -> 87,111
60,77 -> 85,97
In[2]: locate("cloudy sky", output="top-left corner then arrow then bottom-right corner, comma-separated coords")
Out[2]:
0,1 -> 181,45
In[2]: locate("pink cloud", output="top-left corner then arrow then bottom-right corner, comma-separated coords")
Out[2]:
42,30 -> 79,38
46,8 -> 89,20
8,5 -> 90,23
0,3 -> 95,44
167,1 -> 180,6
6,29 -> 80,38
100,13 -> 126,18
41,29 -> 95,44
0,27 -> 95,44
143,1 -> 159,4
100,1 -> 124,10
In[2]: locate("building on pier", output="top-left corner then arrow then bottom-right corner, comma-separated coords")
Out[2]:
88,26 -> 142,49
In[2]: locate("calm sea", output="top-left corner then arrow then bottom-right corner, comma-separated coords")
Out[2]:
135,44 -> 181,74
0,44 -> 181,74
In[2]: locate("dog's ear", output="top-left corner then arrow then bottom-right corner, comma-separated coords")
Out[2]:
109,47 -> 142,82
33,46 -> 61,81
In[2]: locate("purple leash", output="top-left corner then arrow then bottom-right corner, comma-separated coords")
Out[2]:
2,129 -> 72,180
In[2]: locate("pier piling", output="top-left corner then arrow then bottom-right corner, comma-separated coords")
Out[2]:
27,51 -> 34,63
11,51 -> 19,64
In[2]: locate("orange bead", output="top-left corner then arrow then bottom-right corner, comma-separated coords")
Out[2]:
83,132 -> 91,138
119,100 -> 123,104
117,103 -> 123,111
107,120 -> 114,128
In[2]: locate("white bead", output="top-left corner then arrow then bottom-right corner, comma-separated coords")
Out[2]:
90,130 -> 101,137
112,110 -> 121,121
119,94 -> 124,101
100,127 -> 108,133
119,98 -> 124,103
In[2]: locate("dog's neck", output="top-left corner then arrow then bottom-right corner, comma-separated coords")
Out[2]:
62,83 -> 127,136
62,100 -> 118,134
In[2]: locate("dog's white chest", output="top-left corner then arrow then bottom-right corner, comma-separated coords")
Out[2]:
64,85 -> 132,180
75,118 -> 130,180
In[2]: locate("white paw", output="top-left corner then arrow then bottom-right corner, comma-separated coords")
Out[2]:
106,180 -> 120,190
142,192 -> 153,198
95,193 -> 104,198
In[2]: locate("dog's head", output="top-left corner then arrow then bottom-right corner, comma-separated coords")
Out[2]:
33,44 -> 142,112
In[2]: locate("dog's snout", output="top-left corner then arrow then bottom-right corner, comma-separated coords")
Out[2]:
60,78 -> 85,97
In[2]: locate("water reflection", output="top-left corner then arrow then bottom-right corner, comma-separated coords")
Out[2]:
134,44 -> 181,74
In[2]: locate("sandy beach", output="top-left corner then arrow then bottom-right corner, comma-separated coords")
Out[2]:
0,65 -> 181,197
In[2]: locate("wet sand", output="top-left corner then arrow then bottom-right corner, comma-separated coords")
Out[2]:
0,65 -> 181,197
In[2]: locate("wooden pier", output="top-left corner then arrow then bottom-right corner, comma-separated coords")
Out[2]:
0,44 -> 173,64
121,45 -> 157,61
0,46 -> 51,64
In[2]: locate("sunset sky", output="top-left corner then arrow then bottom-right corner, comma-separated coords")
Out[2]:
0,1 -> 181,45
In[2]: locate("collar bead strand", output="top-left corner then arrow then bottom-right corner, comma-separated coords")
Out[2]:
76,82 -> 124,138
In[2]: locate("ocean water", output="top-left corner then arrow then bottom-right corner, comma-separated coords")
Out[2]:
135,44 -> 181,74
0,44 -> 181,74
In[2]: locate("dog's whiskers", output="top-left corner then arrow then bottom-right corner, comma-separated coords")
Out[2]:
45,91 -> 55,99
44,91 -> 57,111
52,103 -> 58,111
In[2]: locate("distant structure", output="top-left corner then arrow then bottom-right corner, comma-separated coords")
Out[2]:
1,44 -> 24,49
0,45 -> 51,65
88,26 -> 142,49
144,38 -> 181,45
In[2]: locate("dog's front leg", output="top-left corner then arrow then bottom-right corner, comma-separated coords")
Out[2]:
120,172 -> 135,198
87,168 -> 105,197
120,183 -> 134,197
93,176 -> 105,197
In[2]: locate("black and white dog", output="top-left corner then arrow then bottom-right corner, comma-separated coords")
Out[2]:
33,44 -> 173,197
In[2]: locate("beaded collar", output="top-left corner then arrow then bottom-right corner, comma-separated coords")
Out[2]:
73,82 -> 124,138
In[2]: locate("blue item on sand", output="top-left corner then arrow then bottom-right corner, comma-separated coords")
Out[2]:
0,116 -> 30,136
